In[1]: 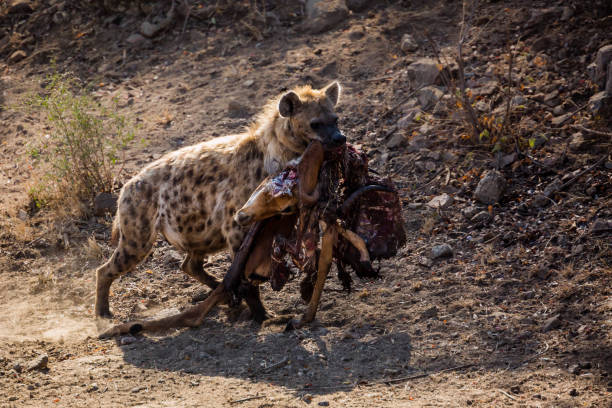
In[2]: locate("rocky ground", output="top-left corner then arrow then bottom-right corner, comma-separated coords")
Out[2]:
0,0 -> 611,407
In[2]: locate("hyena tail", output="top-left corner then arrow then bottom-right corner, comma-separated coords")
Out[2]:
110,213 -> 121,246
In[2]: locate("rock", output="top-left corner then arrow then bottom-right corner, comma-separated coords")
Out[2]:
431,244 -> 453,259
406,58 -> 441,88
407,134 -> 428,153
26,354 -> 48,371
318,402 -> 330,407
345,0 -> 369,12
13,361 -> 23,373
400,34 -> 418,53
552,105 -> 564,116
560,6 -> 573,21
418,256 -> 433,268
511,95 -> 527,106
131,386 -> 145,393
87,383 -> 99,392
569,132 -> 588,152
397,108 -> 422,129
93,192 -> 118,216
606,62 -> 612,95
569,364 -> 581,375
472,80 -> 498,97
126,33 -> 146,45
542,314 -> 561,332
420,306 -> 438,320
417,86 -> 444,110
227,100 -> 250,118
591,219 -> 612,234
569,389 -> 579,397
532,35 -> 554,53
7,0 -> 33,14
348,29 -> 365,41
304,0 -> 349,34
427,193 -> 453,209
533,193 -> 550,208
440,150 -> 458,163
543,178 -> 562,197
52,11 -> 69,24
595,45 -> 612,89
303,393 -> 313,403
588,91 -> 611,116
471,211 -> 491,224
386,133 -> 405,149
8,50 -> 27,63
474,170 -> 505,205
243,79 -> 254,87
140,21 -> 160,38
551,111 -> 573,126
462,205 -> 480,219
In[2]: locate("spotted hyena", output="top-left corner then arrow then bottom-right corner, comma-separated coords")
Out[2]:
94,82 -> 345,318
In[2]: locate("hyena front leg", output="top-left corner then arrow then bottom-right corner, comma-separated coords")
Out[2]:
95,238 -> 154,318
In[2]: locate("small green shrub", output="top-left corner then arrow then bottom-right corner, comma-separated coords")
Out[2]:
25,72 -> 137,212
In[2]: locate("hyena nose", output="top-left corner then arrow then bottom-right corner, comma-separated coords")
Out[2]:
332,130 -> 346,146
235,211 -> 252,226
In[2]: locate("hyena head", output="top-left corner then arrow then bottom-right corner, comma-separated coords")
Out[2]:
278,82 -> 346,149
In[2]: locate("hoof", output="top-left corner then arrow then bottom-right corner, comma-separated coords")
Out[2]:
129,323 -> 143,335
284,319 -> 302,332
252,311 -> 273,324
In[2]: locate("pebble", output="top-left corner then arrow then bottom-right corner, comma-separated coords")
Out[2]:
474,170 -> 505,205
431,244 -> 453,259
318,402 -> 330,407
427,193 -> 453,209
126,33 -> 146,45
471,211 -> 491,224
420,306 -> 438,320
418,256 -> 433,268
26,354 -> 48,371
542,314 -> 561,332
400,34 -> 418,53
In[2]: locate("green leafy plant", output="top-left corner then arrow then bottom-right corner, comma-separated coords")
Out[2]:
25,72 -> 137,213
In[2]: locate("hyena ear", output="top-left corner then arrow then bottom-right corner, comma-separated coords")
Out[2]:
278,91 -> 302,117
324,81 -> 341,106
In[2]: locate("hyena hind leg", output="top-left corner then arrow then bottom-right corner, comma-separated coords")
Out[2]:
181,254 -> 220,290
95,239 -> 154,318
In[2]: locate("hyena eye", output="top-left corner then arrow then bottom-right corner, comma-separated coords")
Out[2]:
310,120 -> 322,131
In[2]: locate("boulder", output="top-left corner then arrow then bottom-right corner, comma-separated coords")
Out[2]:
304,0 -> 349,34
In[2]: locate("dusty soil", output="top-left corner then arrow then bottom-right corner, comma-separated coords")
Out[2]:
0,0 -> 611,407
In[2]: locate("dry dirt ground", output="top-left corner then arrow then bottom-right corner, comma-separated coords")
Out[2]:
0,1 -> 611,407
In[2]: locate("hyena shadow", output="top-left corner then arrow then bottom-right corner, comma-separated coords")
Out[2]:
116,317 -> 414,395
